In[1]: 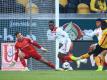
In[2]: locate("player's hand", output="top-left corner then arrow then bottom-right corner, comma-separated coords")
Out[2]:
90,44 -> 96,49
18,52 -> 25,59
41,47 -> 48,52
9,61 -> 16,67
89,44 -> 96,52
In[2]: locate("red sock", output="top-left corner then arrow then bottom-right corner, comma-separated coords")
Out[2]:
20,59 -> 27,67
46,61 -> 55,69
104,62 -> 107,66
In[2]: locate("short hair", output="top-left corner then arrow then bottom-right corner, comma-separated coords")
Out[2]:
15,32 -> 20,36
49,20 -> 54,24
96,18 -> 102,22
101,20 -> 107,30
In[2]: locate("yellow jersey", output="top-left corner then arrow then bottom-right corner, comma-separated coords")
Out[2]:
98,28 -> 107,48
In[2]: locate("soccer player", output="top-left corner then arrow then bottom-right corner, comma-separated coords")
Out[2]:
81,19 -> 102,59
77,20 -> 107,71
47,20 -> 80,69
10,32 -> 55,71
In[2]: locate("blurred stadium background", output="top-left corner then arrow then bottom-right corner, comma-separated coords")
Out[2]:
0,0 -> 107,71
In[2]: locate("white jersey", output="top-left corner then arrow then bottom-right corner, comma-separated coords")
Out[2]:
87,27 -> 102,40
47,27 -> 71,54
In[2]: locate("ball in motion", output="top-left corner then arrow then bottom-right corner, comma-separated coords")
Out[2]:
62,62 -> 73,70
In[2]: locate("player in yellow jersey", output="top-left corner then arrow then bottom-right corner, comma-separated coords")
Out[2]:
77,20 -> 107,71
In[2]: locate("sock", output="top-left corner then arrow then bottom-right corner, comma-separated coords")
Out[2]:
80,53 -> 90,59
47,61 -> 55,69
65,53 -> 73,62
99,56 -> 104,66
95,56 -> 101,67
95,56 -> 103,71
70,55 -> 77,61
42,60 -> 55,69
20,59 -> 27,67
104,62 -> 107,66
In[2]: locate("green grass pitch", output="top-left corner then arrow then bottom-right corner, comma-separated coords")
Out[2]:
0,70 -> 107,80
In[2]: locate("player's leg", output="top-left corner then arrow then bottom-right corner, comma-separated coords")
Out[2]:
58,53 -> 73,70
58,52 -> 67,63
93,45 -> 104,71
39,57 -> 55,69
69,54 -> 78,61
31,51 -> 55,69
100,50 -> 107,64
18,51 -> 30,71
64,53 -> 81,68
99,50 -> 107,69
65,52 -> 87,68
94,56 -> 103,71
77,43 -> 97,60
20,58 -> 27,67
20,58 -> 29,71
66,40 -> 77,61
77,44 -> 97,60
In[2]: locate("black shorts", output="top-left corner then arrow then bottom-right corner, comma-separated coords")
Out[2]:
88,44 -> 107,57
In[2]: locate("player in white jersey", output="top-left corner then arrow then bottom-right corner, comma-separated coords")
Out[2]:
84,19 -> 103,68
86,19 -> 102,51
47,25 -> 71,54
47,21 -> 78,69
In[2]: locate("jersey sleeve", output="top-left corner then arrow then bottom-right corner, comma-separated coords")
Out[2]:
98,29 -> 107,46
56,28 -> 69,39
86,29 -> 98,37
27,38 -> 42,49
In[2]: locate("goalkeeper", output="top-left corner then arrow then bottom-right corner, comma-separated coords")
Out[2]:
10,32 -> 55,71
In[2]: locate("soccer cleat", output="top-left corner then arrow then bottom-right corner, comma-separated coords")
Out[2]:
9,61 -> 16,67
96,66 -> 103,71
56,68 -> 64,71
96,69 -> 102,71
23,67 -> 30,71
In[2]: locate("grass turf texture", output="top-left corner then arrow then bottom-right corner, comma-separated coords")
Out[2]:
0,70 -> 107,80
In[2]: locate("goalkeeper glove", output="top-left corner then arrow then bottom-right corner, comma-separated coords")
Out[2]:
9,61 -> 16,67
41,47 -> 48,52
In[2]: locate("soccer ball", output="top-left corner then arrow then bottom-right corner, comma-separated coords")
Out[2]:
62,62 -> 73,70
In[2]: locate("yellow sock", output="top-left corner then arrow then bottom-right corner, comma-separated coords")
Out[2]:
80,53 -> 90,59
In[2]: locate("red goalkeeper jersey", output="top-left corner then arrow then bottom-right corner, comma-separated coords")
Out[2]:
14,37 -> 41,61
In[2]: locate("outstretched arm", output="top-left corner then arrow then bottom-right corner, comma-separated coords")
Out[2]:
28,38 -> 48,52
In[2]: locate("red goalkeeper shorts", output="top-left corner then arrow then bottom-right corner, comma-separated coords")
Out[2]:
24,51 -> 42,60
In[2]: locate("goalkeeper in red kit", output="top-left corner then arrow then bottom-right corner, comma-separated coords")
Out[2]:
10,32 -> 55,71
